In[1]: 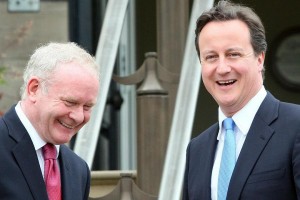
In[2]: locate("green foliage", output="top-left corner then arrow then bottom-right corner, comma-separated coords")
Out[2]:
0,67 -> 6,84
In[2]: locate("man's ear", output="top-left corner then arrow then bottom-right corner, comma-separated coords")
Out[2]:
257,52 -> 265,72
26,77 -> 40,102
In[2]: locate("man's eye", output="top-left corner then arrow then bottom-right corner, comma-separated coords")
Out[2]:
205,55 -> 218,62
65,101 -> 76,106
83,105 -> 93,111
227,52 -> 241,58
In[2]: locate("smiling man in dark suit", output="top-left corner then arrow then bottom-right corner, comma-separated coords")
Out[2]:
183,1 -> 300,200
0,42 -> 99,200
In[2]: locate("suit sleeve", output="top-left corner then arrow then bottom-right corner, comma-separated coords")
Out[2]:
292,129 -> 300,199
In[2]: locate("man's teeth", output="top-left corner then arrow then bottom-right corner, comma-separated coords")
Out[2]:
59,121 -> 74,129
218,80 -> 235,85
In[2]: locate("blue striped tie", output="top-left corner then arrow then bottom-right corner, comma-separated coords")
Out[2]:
218,118 -> 236,200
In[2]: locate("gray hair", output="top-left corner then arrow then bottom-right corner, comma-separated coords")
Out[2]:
20,42 -> 99,99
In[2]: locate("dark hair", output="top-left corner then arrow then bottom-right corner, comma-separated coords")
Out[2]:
195,1 -> 267,58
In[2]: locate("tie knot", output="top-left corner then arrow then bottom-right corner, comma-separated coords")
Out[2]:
223,118 -> 235,131
42,143 -> 57,160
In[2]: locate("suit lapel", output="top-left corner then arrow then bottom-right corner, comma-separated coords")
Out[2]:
190,124 -> 219,199
5,106 -> 48,200
204,126 -> 219,192
59,146 -> 72,200
227,93 -> 279,200
11,135 -> 48,200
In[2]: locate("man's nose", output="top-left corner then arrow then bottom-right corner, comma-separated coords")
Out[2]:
69,107 -> 84,123
216,57 -> 231,74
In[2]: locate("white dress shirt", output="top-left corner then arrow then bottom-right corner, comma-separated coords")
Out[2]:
211,86 -> 267,200
15,102 -> 60,178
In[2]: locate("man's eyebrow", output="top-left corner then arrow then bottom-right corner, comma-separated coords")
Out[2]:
226,47 -> 244,52
86,102 -> 96,106
61,97 -> 77,102
201,50 -> 216,54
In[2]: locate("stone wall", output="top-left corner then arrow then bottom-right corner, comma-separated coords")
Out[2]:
0,1 -> 68,115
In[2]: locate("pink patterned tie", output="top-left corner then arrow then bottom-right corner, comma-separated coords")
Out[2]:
42,143 -> 62,200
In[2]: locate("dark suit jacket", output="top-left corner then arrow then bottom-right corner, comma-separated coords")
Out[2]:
0,105 -> 91,200
183,92 -> 300,200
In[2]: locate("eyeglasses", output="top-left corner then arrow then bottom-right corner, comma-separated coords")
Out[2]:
200,52 -> 254,66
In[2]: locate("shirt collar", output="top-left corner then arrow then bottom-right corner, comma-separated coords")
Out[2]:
217,86 -> 267,139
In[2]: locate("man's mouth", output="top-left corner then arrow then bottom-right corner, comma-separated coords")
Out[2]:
217,80 -> 236,86
58,120 -> 75,129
